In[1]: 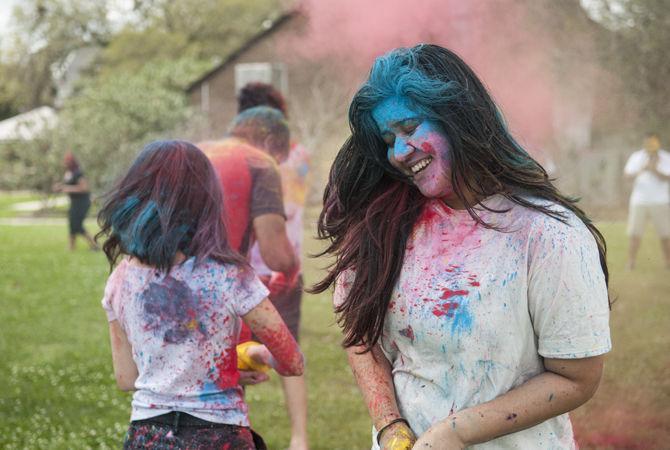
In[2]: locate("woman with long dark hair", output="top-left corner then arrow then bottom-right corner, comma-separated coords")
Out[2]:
312,45 -> 611,449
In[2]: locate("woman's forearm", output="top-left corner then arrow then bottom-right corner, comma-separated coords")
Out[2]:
450,371 -> 591,445
346,343 -> 401,429
415,356 -> 604,448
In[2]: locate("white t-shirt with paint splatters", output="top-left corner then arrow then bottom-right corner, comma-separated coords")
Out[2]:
102,257 -> 268,426
334,196 -> 611,450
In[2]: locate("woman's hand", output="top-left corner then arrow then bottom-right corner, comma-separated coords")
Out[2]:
238,370 -> 270,386
412,421 -> 465,450
379,421 -> 416,450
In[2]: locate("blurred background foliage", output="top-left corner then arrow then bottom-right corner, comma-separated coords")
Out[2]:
0,0 -> 282,192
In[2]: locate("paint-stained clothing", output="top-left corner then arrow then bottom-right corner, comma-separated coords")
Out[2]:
102,257 -> 269,426
199,137 -> 285,255
250,141 -> 310,275
249,141 -> 310,340
335,196 -> 611,450
123,419 -> 258,449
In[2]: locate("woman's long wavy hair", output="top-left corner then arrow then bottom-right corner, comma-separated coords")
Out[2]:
96,140 -> 247,273
310,44 -> 609,352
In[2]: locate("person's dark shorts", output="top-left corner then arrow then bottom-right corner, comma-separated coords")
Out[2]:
68,195 -> 91,235
124,412 -> 267,449
270,275 -> 303,341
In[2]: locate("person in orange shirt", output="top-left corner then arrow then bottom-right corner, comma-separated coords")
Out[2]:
240,83 -> 311,450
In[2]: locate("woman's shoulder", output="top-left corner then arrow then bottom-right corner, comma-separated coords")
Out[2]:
188,257 -> 235,274
189,258 -> 252,284
110,257 -> 131,276
518,197 -> 596,249
524,197 -> 584,226
104,258 -> 131,298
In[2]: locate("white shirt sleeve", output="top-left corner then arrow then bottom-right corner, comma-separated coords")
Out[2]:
624,151 -> 645,176
101,283 -> 118,322
226,266 -> 269,317
527,212 -> 611,359
100,261 -> 127,322
657,150 -> 670,176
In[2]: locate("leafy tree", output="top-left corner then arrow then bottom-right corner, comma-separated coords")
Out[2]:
0,135 -> 61,192
0,0 -> 285,193
51,57 -> 205,190
128,0 -> 282,58
0,0 -> 111,112
0,57 -> 208,193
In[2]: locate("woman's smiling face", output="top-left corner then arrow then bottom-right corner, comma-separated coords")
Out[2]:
372,96 -> 457,202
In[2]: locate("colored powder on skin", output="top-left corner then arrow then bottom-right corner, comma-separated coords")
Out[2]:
252,315 -> 302,374
420,142 -> 435,154
415,205 -> 443,227
385,426 -> 414,450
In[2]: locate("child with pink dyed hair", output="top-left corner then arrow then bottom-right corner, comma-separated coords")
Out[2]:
96,140 -> 303,449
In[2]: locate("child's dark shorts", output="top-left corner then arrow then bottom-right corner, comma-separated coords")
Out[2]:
123,412 -> 267,449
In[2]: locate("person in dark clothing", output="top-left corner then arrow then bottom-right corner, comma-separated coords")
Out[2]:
53,151 -> 98,251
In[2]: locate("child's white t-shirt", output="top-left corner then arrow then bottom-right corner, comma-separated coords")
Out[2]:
335,196 -> 611,450
102,257 -> 268,426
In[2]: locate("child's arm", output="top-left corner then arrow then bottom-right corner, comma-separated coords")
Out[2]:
242,298 -> 304,377
108,320 -> 139,391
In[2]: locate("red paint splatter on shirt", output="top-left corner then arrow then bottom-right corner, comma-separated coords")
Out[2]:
432,301 -> 460,317
212,348 -> 239,389
441,288 -> 469,299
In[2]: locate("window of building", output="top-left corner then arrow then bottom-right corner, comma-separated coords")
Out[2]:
234,62 -> 288,95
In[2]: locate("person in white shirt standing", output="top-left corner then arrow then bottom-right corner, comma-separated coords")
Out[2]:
623,132 -> 670,270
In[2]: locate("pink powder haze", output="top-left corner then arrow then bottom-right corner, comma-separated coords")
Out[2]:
287,0 -> 564,152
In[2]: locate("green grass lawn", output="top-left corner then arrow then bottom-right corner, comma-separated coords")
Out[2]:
0,191 -> 71,218
1,215 -> 668,449
0,192 -> 41,218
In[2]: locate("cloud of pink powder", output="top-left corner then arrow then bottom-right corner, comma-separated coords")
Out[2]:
284,0 -> 559,152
